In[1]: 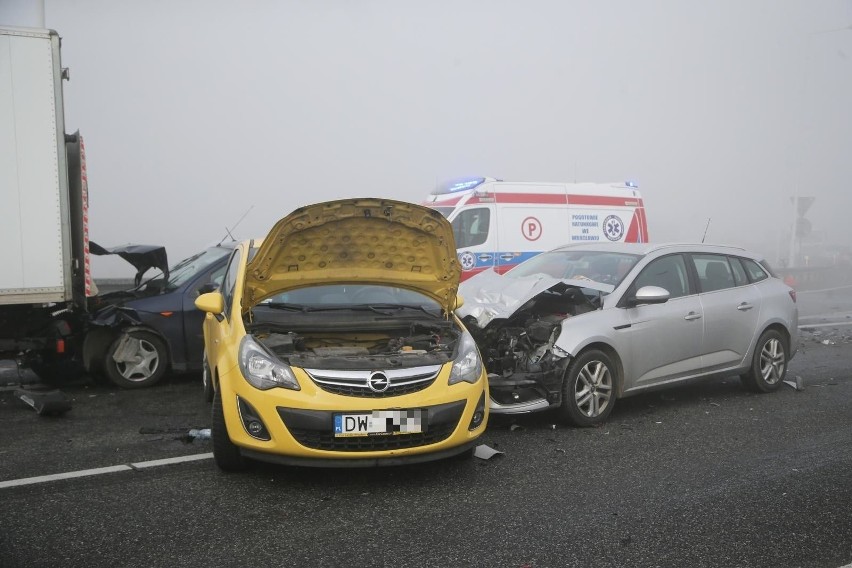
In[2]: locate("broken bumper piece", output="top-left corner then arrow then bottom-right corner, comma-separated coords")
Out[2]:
487,373 -> 559,415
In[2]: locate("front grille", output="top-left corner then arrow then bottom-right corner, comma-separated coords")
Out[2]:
277,400 -> 465,452
304,365 -> 441,398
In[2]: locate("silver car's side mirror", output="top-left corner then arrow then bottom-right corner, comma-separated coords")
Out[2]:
627,285 -> 671,307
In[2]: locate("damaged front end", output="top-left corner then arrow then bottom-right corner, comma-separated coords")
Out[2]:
247,314 -> 464,394
458,270 -> 611,414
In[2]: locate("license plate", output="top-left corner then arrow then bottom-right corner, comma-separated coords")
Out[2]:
334,409 -> 425,437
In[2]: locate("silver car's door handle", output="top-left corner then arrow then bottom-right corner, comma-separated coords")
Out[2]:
684,312 -> 702,321
737,303 -> 753,311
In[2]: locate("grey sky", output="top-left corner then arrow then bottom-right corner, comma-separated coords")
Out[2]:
3,1 -> 851,275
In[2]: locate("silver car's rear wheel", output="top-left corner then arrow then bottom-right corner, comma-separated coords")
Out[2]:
560,349 -> 617,427
741,329 -> 787,393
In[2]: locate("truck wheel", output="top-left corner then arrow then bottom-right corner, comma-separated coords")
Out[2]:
103,330 -> 168,389
559,349 -> 617,427
202,353 -> 214,403
212,388 -> 246,471
29,358 -> 85,386
741,329 -> 787,393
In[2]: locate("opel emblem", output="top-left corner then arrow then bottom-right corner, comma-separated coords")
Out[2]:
367,371 -> 390,392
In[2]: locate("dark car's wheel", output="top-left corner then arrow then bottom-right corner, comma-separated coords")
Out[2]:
741,329 -> 787,393
559,349 -> 617,427
202,353 -> 214,403
103,330 -> 168,389
212,388 -> 246,471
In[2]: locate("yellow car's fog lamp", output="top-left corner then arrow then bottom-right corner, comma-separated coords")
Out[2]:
448,332 -> 483,385
238,336 -> 300,391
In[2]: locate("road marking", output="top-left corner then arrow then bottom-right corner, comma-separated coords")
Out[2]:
0,452 -> 213,489
798,321 -> 852,329
798,284 -> 852,294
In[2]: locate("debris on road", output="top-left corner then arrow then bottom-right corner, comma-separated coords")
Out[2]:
473,444 -> 504,460
187,428 -> 211,441
783,375 -> 805,391
13,388 -> 72,416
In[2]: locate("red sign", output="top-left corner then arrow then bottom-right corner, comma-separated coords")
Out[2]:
522,216 -> 542,241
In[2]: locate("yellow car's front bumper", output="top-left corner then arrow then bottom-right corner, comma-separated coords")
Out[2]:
217,364 -> 488,467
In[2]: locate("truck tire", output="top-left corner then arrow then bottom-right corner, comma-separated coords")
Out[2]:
30,358 -> 85,386
103,330 -> 168,389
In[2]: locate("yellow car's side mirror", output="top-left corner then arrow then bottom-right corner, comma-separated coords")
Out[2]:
195,292 -> 225,316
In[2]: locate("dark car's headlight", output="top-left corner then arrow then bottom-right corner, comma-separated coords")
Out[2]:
238,336 -> 300,391
448,331 -> 483,385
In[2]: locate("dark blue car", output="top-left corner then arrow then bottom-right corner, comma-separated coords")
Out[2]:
84,244 -> 235,388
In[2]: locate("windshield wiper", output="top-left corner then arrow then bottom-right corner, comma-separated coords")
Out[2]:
259,302 -> 312,312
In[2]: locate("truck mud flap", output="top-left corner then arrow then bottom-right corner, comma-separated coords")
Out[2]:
14,388 -> 72,416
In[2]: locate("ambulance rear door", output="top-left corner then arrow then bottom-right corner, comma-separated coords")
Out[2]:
490,184 -> 570,273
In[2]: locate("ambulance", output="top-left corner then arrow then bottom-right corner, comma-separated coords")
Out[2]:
422,177 -> 650,280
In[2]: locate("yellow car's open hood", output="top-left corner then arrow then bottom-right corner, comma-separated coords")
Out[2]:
242,198 -> 461,313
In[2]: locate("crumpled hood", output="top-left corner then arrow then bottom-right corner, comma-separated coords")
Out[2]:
457,268 -> 613,327
243,198 -> 461,312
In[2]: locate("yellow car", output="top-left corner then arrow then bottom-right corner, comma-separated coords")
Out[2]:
195,198 -> 488,470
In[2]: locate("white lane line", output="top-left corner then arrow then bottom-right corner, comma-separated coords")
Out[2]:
0,453 -> 213,489
799,321 -> 852,329
798,284 -> 852,294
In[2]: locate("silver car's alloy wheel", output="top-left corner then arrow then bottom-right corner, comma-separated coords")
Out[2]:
760,338 -> 785,385
560,348 -> 619,426
575,360 -> 613,418
741,329 -> 787,394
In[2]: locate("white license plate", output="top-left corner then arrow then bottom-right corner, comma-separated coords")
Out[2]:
334,410 -> 424,437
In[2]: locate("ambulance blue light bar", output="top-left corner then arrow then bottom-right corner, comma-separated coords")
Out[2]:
434,177 -> 486,195
625,181 -> 639,188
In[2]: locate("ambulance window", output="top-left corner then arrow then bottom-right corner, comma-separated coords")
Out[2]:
431,207 -> 455,218
452,208 -> 491,248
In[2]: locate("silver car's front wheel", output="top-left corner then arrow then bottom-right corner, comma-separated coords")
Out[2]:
741,329 -> 787,393
560,349 -> 617,427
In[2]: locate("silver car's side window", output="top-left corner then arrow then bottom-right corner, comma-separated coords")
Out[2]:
693,254 -> 736,292
632,254 -> 690,298
741,258 -> 769,283
729,257 -> 749,286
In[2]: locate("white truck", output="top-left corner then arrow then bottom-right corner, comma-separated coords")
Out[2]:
422,177 -> 650,280
0,26 -> 93,381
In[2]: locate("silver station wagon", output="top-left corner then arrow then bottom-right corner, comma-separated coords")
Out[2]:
458,243 -> 799,426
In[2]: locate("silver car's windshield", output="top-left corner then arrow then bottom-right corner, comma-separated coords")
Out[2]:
507,250 -> 641,287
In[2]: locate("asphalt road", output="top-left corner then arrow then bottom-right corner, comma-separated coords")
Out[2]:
1,299 -> 851,567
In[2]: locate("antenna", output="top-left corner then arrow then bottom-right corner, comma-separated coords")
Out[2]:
218,205 -> 254,245
701,218 -> 711,243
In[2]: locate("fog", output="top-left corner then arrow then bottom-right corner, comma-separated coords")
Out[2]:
3,1 -> 852,276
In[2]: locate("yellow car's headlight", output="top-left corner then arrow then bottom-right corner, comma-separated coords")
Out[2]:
448,331 -> 483,385
238,335 -> 300,391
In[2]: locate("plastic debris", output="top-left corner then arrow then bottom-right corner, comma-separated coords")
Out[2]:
188,428 -> 211,440
709,402 -> 721,407
783,375 -> 805,391
473,444 -> 504,460
14,388 -> 72,416
509,423 -> 523,431
821,339 -> 835,345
